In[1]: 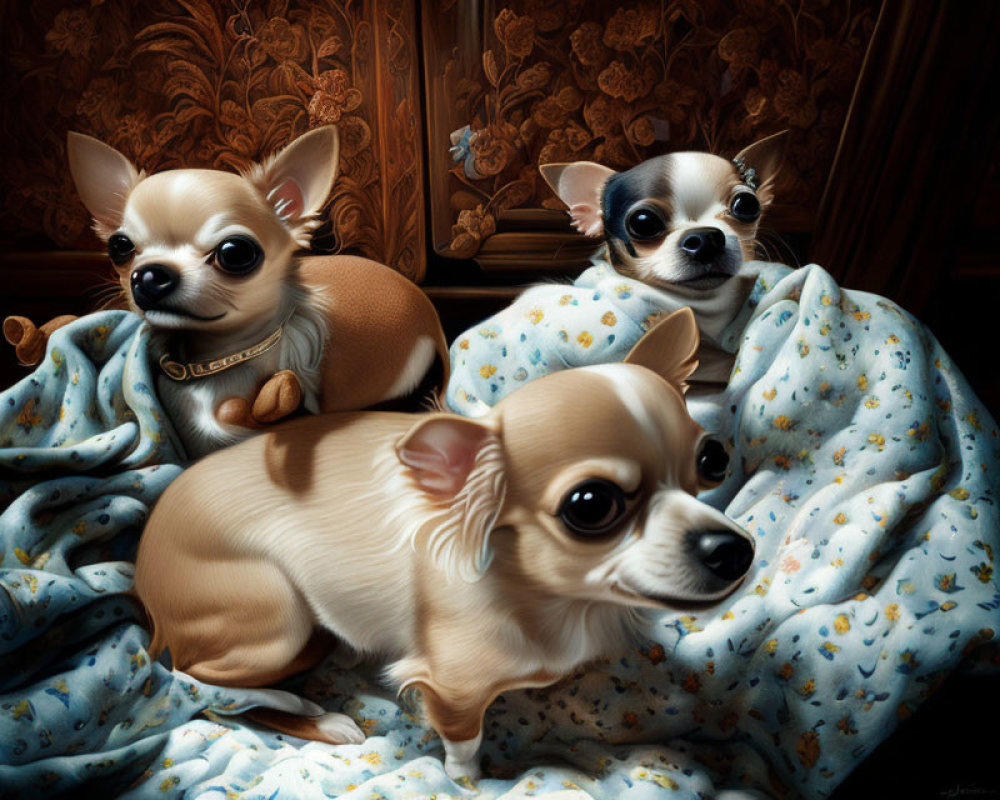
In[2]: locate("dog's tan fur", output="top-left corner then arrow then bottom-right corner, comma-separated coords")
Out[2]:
134,309 -> 754,780
60,127 -> 447,458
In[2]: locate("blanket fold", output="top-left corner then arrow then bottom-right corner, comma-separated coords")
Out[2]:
0,313 -> 277,796
1,267 -> 997,799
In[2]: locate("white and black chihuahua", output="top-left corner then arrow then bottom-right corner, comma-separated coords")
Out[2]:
540,130 -> 787,322
445,131 -> 788,416
543,131 -> 786,275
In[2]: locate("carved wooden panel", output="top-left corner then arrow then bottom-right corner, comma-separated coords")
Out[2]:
422,0 -> 879,268
0,0 -> 426,280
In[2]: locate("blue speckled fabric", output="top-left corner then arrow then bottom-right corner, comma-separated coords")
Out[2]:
1,269 -> 998,800
443,262 -> 1000,797
0,313 -> 349,798
447,261 -> 712,416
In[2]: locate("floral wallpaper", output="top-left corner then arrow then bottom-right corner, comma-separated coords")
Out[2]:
430,0 -> 879,258
0,0 -> 879,271
0,0 -> 426,280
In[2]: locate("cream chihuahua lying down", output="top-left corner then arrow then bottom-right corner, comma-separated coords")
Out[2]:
134,308 -> 754,781
59,126 -> 447,459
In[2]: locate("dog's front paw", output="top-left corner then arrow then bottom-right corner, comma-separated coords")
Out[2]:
443,732 -> 483,784
444,756 -> 481,785
251,370 -> 302,424
215,397 -> 260,429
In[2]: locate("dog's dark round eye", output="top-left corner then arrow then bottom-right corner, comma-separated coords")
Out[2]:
107,234 -> 135,266
625,206 -> 667,240
730,191 -> 761,223
559,479 -> 628,537
697,438 -> 729,484
214,236 -> 263,275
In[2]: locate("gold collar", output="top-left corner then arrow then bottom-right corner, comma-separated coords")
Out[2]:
158,317 -> 289,382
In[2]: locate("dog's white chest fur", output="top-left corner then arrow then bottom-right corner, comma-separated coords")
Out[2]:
154,305 -> 327,460
157,359 -> 273,460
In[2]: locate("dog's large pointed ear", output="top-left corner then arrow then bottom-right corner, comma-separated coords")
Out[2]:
624,308 -> 700,393
540,161 -> 617,237
733,130 -> 788,206
67,132 -> 141,239
246,125 -> 340,244
396,416 -> 506,582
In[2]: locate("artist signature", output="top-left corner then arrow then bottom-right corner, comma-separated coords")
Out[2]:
940,785 -> 1000,800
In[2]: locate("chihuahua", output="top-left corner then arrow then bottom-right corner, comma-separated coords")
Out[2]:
444,133 -> 788,417
21,127 -> 448,459
134,308 -> 755,781
539,131 -> 787,381
541,131 -> 787,292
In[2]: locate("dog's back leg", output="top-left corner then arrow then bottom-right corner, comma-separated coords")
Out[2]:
243,706 -> 365,745
142,555 -> 315,686
148,559 -> 365,745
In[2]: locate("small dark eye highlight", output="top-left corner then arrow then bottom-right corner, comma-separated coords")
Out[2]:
107,233 -> 136,266
625,206 -> 668,241
559,479 -> 629,538
697,437 -> 730,484
730,191 -> 761,223
213,235 -> 264,276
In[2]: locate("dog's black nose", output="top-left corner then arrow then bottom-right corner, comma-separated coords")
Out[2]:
693,530 -> 754,581
679,227 -> 726,263
131,265 -> 179,308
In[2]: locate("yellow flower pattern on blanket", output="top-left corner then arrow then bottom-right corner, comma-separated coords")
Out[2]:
439,261 -> 1000,799
2,266 -> 999,800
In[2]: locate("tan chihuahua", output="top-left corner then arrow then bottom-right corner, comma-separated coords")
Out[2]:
135,308 -> 755,781
18,127 -> 447,459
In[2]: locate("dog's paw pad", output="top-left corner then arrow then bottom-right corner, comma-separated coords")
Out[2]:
315,712 -> 365,745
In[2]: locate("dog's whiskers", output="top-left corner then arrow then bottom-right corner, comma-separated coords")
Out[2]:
88,278 -> 129,311
752,239 -> 775,262
755,227 -> 799,267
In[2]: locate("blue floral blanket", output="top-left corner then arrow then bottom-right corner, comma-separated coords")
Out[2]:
1,263 -> 998,799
